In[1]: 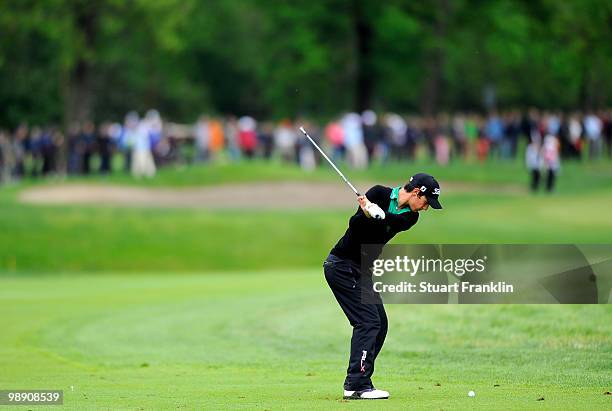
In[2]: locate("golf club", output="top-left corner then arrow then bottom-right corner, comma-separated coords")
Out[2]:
299,126 -> 361,196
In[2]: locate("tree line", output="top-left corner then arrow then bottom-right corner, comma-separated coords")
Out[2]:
0,0 -> 610,128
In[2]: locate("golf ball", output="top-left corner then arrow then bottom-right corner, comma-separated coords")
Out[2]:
468,390 -> 476,397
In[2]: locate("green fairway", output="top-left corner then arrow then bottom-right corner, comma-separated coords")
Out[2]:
0,272 -> 610,410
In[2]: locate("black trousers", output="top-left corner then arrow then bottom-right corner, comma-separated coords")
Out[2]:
323,254 -> 388,391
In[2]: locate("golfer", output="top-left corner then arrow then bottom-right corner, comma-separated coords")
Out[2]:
324,173 -> 442,400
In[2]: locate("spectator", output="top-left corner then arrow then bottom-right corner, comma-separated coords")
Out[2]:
224,116 -> 240,161
238,116 -> 257,159
525,134 -> 541,192
296,121 -> 317,171
546,112 -> 561,137
258,122 -> 274,160
520,110 -> 535,142
274,119 -> 297,163
119,112 -> 139,173
503,111 -> 521,159
476,127 -> 490,163
67,123 -> 82,174
568,113 -> 583,159
324,119 -> 344,162
464,114 -> 480,161
584,113 -> 603,159
208,118 -> 225,160
384,113 -> 407,161
541,134 -> 561,192
131,117 -> 156,178
0,130 -> 15,184
29,126 -> 43,177
600,110 -> 612,159
558,114 -> 571,158
341,113 -> 367,169
98,123 -> 113,174
450,114 -> 467,160
485,111 -> 504,158
12,126 -> 27,179
362,110 -> 385,162
40,127 -> 57,176
80,121 -> 96,175
194,115 -> 210,162
404,118 -> 419,161
145,109 -> 163,165
434,114 -> 450,165
421,116 -> 436,159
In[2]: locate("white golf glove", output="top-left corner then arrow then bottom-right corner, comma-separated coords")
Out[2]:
365,201 -> 385,220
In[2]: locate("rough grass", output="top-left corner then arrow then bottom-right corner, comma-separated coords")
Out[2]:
1,188 -> 612,272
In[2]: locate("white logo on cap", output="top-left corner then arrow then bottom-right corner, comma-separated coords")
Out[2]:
420,186 -> 427,192
433,188 -> 440,195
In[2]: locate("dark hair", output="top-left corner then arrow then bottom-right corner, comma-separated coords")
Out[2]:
404,182 -> 425,197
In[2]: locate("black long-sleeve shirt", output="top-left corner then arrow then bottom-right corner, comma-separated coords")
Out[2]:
330,185 -> 419,266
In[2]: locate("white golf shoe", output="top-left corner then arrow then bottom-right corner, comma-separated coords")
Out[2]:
343,388 -> 389,400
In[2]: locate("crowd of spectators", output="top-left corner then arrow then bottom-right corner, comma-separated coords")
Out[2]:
1,109 -> 611,190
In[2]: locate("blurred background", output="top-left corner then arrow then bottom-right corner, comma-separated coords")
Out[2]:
1,0 -> 611,125
1,0 -> 611,271
0,1 -> 611,409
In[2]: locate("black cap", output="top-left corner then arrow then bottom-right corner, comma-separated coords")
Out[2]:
406,173 -> 442,209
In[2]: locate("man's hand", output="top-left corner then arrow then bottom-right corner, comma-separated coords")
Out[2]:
358,195 -> 385,220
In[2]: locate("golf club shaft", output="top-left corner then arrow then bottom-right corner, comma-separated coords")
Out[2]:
299,126 -> 360,196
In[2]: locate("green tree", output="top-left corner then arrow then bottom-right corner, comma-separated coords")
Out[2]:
0,0 -> 610,128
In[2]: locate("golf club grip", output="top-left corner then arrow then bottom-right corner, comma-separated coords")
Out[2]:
299,126 -> 360,196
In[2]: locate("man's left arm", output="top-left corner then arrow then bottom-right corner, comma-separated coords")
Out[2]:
358,185 -> 388,220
